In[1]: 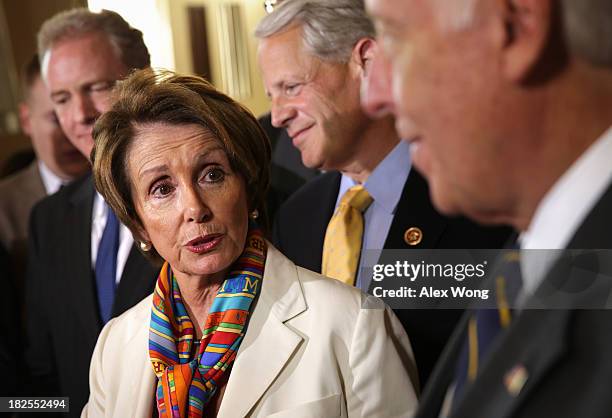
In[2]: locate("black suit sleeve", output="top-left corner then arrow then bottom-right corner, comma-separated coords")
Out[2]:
23,204 -> 60,396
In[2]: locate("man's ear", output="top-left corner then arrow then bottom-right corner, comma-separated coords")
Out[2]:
351,37 -> 377,77
499,0 -> 554,82
18,102 -> 32,136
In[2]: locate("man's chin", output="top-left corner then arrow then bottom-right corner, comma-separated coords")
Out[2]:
74,144 -> 94,162
299,153 -> 324,171
430,185 -> 462,217
430,181 -> 507,226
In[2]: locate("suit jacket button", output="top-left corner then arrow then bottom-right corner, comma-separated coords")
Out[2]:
404,227 -> 423,246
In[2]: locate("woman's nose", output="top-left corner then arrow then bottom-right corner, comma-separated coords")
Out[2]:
182,187 -> 211,223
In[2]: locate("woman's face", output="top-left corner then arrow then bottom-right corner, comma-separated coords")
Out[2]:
128,122 -> 249,282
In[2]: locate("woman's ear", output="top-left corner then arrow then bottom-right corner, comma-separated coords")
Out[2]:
133,222 -> 151,246
498,0 -> 554,82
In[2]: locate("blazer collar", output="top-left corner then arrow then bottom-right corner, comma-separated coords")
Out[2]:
218,244 -> 307,417
126,245 -> 308,416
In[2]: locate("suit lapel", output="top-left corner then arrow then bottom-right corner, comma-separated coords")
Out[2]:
415,311 -> 469,418
454,309 -> 570,418
296,172 -> 340,272
218,245 -> 307,418
66,176 -> 101,336
566,182 -> 612,249
383,170 -> 448,250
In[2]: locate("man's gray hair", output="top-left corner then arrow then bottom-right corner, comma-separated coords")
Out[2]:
562,0 -> 612,67
38,8 -> 150,72
255,0 -> 375,63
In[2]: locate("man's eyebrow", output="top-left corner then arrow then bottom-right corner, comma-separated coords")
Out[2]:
50,90 -> 68,99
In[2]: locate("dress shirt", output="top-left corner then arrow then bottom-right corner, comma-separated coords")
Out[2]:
334,140 -> 412,290
38,160 -> 67,195
520,126 -> 612,299
91,192 -> 134,284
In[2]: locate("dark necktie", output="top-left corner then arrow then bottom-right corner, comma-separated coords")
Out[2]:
95,205 -> 120,324
451,247 -> 523,411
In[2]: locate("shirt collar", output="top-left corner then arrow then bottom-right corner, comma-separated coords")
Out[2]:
37,160 -> 66,195
521,125 -> 612,250
520,125 -> 612,296
337,140 -> 412,214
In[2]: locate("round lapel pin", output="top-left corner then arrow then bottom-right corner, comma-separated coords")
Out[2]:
404,227 -> 423,246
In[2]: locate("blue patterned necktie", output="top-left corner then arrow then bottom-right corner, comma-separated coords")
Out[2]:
95,205 -> 120,324
451,247 -> 523,412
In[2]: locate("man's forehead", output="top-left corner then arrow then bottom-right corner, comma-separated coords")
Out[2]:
44,34 -> 126,89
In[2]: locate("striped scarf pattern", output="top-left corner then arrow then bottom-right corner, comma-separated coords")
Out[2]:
149,228 -> 266,418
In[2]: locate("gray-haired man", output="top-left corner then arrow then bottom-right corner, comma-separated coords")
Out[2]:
257,0 -> 512,388
366,0 -> 612,416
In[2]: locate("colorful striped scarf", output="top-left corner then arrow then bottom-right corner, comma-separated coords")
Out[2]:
149,228 -> 266,418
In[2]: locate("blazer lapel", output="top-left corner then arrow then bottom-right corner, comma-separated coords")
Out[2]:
66,176 -> 101,336
218,245 -> 307,418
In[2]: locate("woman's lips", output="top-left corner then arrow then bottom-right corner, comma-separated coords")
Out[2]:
185,234 -> 224,254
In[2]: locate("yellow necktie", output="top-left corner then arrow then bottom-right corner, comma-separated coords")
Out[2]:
322,185 -> 373,286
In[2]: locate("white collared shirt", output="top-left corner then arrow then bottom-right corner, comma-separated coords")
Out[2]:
38,160 -> 67,195
91,192 -> 134,284
520,125 -> 612,297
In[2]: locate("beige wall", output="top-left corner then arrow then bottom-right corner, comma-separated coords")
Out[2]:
168,0 -> 271,118
0,0 -> 272,170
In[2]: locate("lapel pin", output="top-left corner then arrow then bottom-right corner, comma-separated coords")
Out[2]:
404,227 -> 423,246
504,364 -> 528,397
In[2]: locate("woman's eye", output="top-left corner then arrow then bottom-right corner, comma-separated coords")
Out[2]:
203,168 -> 225,183
151,182 -> 174,197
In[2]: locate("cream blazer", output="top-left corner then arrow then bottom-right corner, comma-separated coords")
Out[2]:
82,244 -> 418,417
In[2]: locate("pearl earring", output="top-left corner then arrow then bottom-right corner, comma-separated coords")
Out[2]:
250,209 -> 259,220
140,241 -> 152,252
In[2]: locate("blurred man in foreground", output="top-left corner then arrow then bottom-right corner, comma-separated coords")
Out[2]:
366,0 -> 612,416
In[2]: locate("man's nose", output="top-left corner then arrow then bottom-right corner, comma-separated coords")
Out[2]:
72,93 -> 99,125
271,96 -> 296,128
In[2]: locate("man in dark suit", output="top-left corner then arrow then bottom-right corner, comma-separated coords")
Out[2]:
366,0 -> 612,416
24,9 -> 157,414
0,53 -> 90,400
256,0 -> 511,388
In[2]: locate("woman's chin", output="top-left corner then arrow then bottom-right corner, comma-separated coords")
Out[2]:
174,251 -> 236,281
